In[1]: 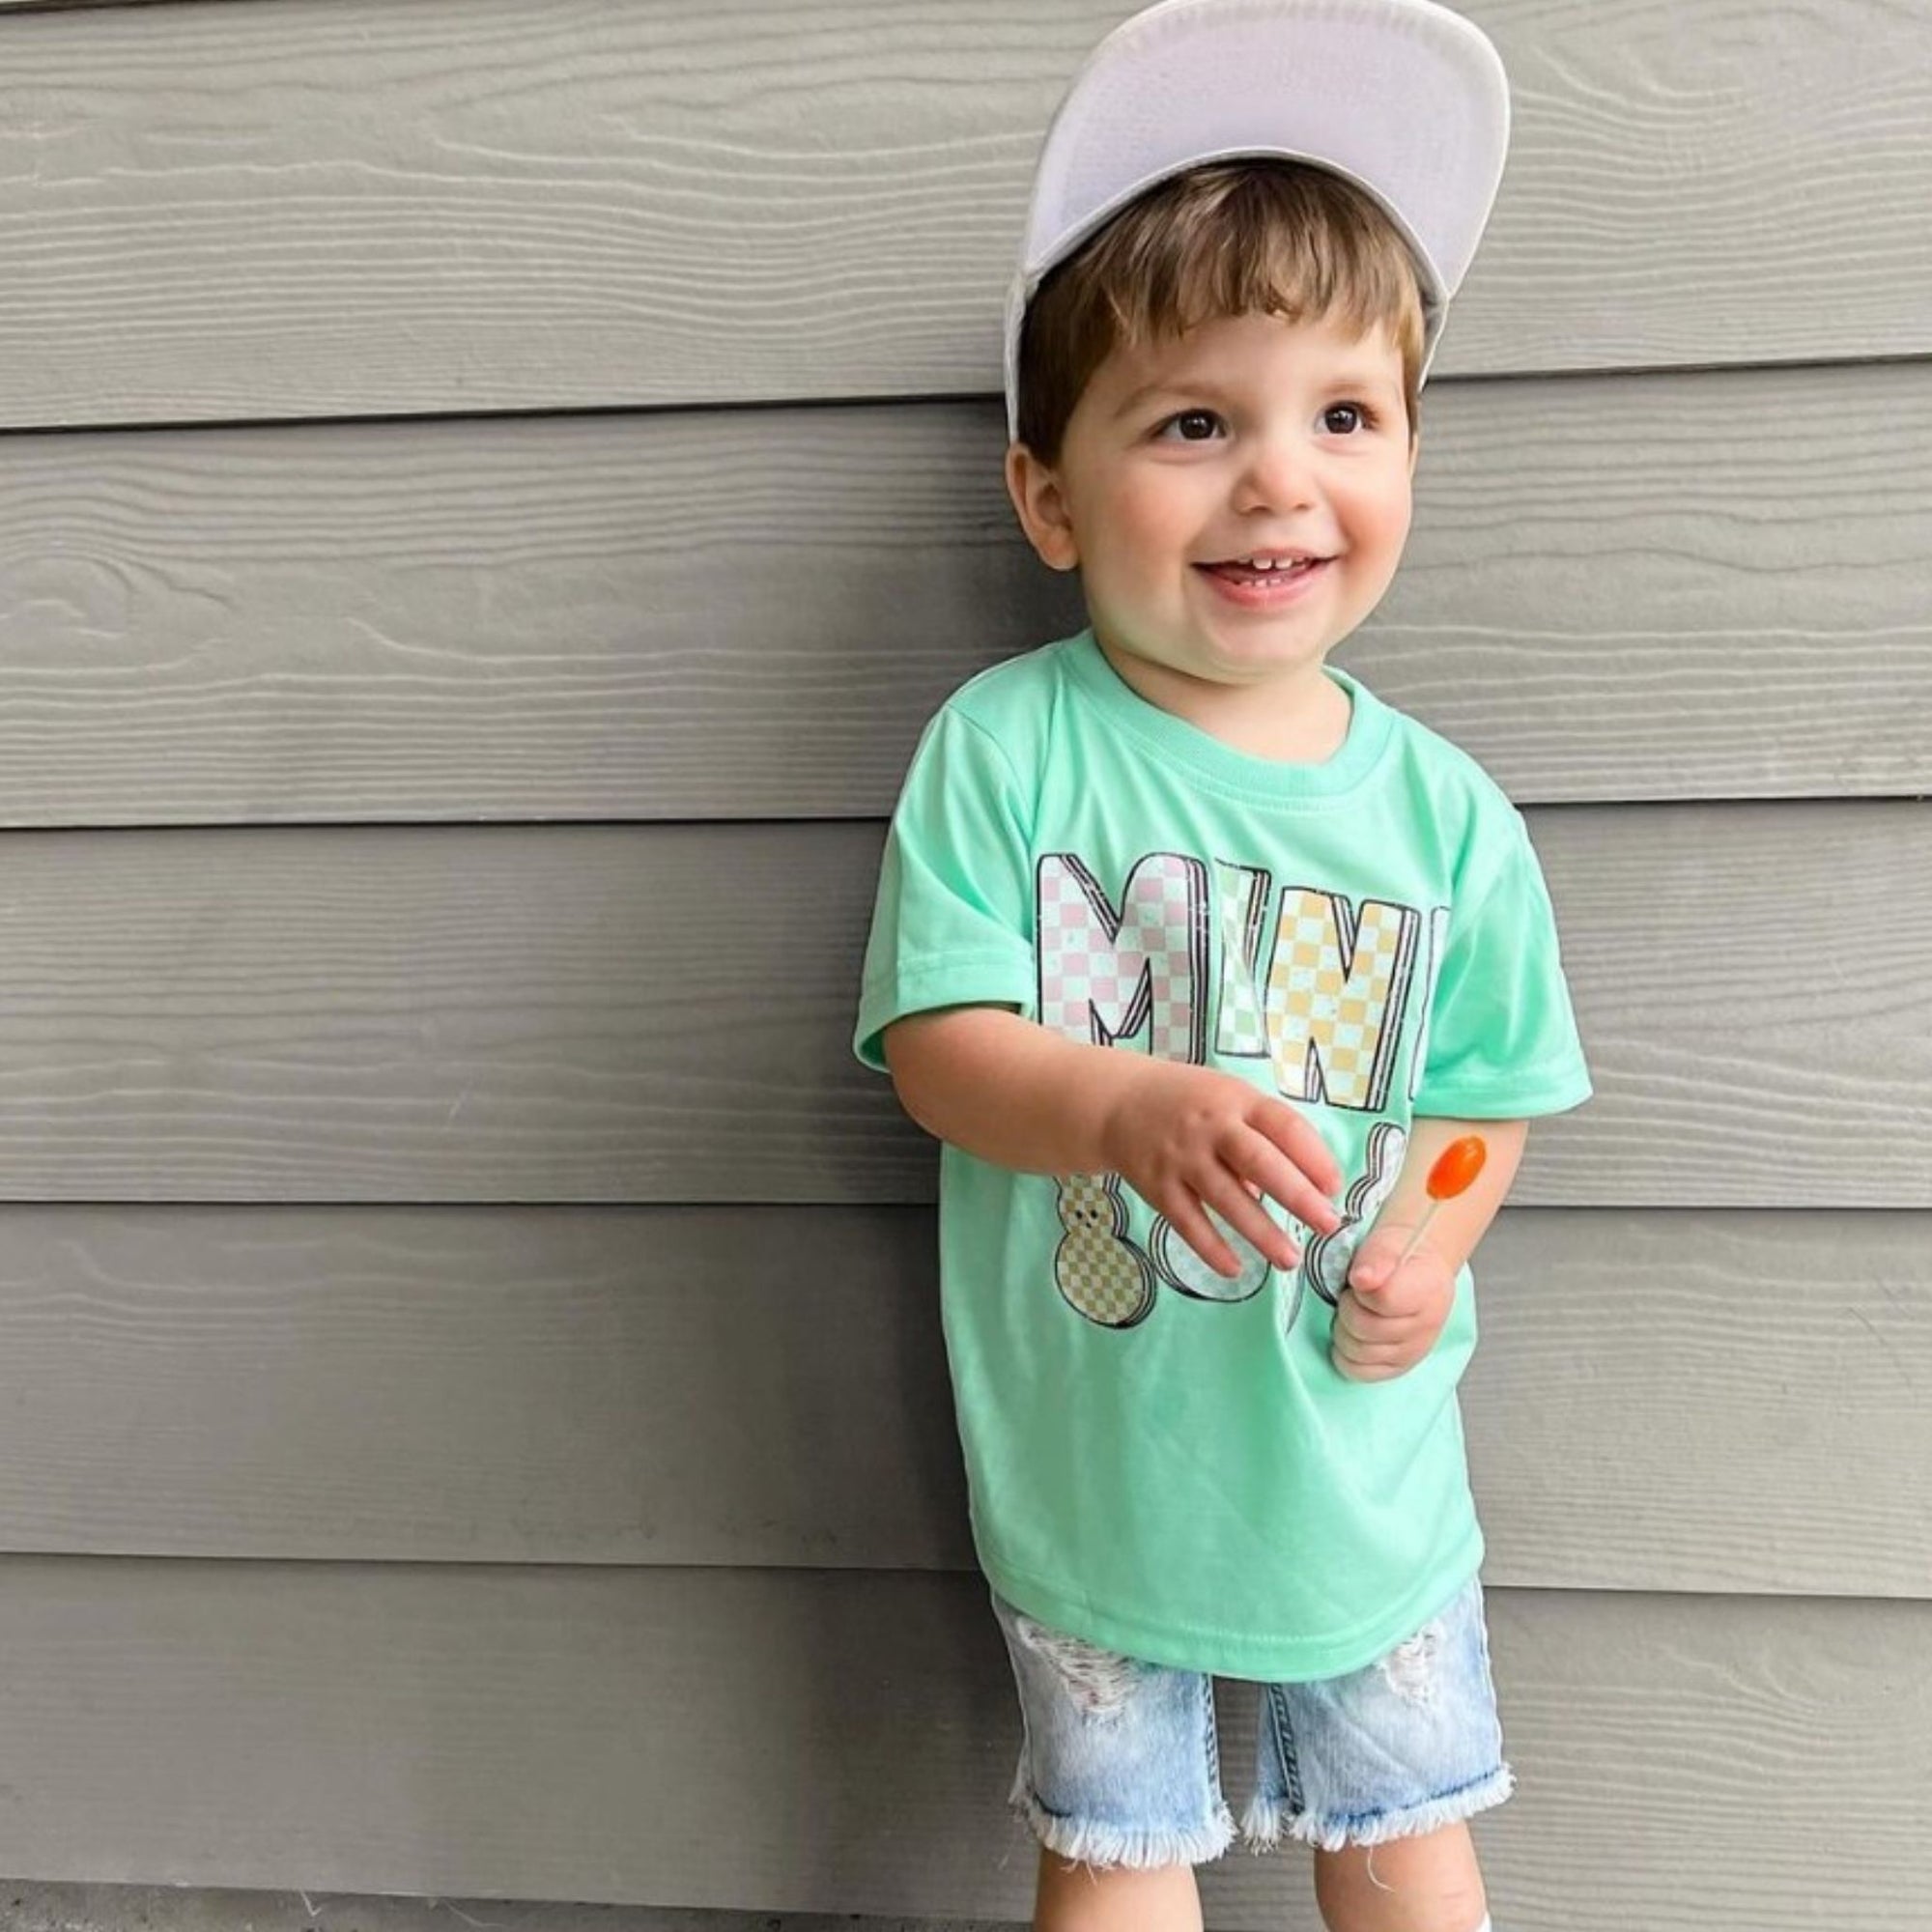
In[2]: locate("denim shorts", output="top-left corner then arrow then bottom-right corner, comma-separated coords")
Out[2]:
989,1571 -> 1512,1865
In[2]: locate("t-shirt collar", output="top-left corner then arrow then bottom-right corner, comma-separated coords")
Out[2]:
1062,627 -> 1393,801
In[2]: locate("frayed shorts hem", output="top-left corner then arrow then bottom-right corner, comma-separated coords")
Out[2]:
1010,1762 -> 1513,1869
1239,1760 -> 1516,1854
1010,1788 -> 1238,1871
991,1573 -> 1510,1870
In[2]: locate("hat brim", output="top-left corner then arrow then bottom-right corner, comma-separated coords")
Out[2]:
1004,0 -> 1510,440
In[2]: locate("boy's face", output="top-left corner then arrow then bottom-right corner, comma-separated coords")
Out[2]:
1007,308 -> 1417,735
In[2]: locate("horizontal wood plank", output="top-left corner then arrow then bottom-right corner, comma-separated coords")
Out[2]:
0,1559 -> 1920,1928
0,1883 -> 995,1932
0,809 -> 1926,1205
0,1205 -> 1922,1600
3,0 -> 1931,426
1,363 -> 1927,823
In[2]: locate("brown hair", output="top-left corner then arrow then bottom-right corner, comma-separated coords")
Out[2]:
1013,159 -> 1427,462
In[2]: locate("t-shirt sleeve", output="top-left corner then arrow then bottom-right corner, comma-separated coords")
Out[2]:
1412,813 -> 1593,1119
852,704 -> 1038,1074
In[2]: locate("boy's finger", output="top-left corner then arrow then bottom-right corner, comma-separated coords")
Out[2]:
1348,1267 -> 1427,1321
1333,1350 -> 1406,1382
1334,1293 -> 1423,1350
1330,1303 -> 1406,1378
1348,1227 -> 1420,1298
1250,1103 -> 1344,1200
1350,1247 -> 1390,1289
1240,1136 -> 1344,1236
1207,1173 -> 1300,1272
1165,1197 -> 1243,1279
1348,1256 -> 1400,1303
1340,1296 -> 1424,1345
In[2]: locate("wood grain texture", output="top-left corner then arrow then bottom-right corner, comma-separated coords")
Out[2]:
0,7 -> 1918,1926
0,1884 -> 1017,1932
3,0 -> 1930,427
0,1559 -> 1920,1928
0,1203 -> 1922,1599
0,362 -> 1926,824
0,810 -> 1925,1206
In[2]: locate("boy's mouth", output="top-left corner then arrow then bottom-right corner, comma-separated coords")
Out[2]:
1197,553 -> 1332,587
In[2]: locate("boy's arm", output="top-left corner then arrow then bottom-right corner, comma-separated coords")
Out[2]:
882,1005 -> 1345,1275
1332,1114 -> 1529,1381
1360,1115 -> 1529,1277
882,1005 -> 1142,1179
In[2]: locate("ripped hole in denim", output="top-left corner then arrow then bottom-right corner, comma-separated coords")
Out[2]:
1014,1616 -> 1141,1719
1378,1617 -> 1445,1706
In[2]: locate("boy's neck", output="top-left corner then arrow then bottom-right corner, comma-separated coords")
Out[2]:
1093,635 -> 1353,767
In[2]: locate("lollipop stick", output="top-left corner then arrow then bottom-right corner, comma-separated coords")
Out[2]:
1395,1201 -> 1442,1266
1390,1134 -> 1489,1268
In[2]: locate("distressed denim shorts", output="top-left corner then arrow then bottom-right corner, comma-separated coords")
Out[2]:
989,1571 -> 1512,1866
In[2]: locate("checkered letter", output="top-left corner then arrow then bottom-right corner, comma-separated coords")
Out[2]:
1036,852 -> 1208,1064
1264,890 -> 1420,1111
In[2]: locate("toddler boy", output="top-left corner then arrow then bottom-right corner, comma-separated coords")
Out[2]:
853,4 -> 1591,1928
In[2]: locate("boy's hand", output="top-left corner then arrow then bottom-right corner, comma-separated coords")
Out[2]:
1330,1229 -> 1457,1381
1096,1060 -> 1345,1279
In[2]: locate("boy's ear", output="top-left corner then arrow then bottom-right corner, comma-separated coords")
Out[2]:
1005,441 -> 1081,572
1407,424 -> 1421,477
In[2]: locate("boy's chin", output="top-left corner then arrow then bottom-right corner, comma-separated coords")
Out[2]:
1095,630 -> 1335,695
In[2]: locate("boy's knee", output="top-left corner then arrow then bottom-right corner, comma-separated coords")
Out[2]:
1313,1823 -> 1487,1932
1034,1846 -> 1204,1932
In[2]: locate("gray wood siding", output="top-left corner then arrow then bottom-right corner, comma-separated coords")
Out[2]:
2,0 -> 1931,423
0,810 -> 1924,1206
0,1562 -> 1922,1929
0,1204 -> 1924,1601
0,1891 -> 981,1932
0,0 -> 1926,1925
0,362 -> 1926,825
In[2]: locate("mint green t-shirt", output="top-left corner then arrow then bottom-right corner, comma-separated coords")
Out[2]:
854,630 -> 1591,1682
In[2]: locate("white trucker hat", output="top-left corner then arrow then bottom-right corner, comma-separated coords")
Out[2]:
1004,0 -> 1511,440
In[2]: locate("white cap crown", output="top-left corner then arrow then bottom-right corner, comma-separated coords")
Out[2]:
1006,0 -> 1510,440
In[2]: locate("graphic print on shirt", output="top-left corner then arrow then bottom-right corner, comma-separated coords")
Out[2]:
1155,860 -> 1288,1303
1304,1120 -> 1406,1310
1035,847 -> 1427,1334
1212,860 -> 1273,1058
1151,1201 -> 1273,1305
1053,1172 -> 1157,1328
1036,850 -> 1210,1327
1037,851 -> 1208,1060
1265,890 -> 1420,1111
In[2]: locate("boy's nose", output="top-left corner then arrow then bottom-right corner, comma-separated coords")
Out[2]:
1232,436 -> 1319,514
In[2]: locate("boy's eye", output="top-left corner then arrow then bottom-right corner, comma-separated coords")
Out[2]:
1321,402 -> 1372,435
1154,409 -> 1224,442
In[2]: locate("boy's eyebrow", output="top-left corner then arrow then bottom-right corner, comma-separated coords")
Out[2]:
1110,377 -> 1211,420
1110,368 -> 1403,421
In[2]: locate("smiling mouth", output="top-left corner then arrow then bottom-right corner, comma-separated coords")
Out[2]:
1198,555 -> 1331,585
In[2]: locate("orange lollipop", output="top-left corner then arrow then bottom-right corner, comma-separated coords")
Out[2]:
1395,1134 -> 1489,1264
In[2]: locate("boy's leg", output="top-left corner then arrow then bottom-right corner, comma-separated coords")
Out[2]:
1248,1577 -> 1509,1931
1312,1820 -> 1488,1932
1033,1825 -> 1484,1932
989,1587 -> 1234,1929
1035,1849 -> 1204,1932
